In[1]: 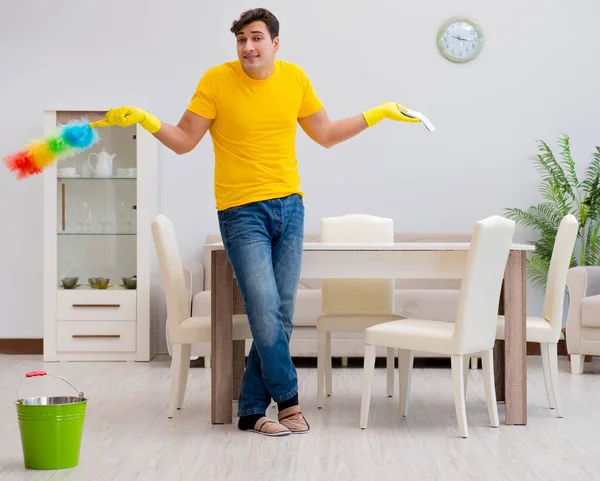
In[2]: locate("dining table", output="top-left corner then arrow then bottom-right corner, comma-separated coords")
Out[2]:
208,240 -> 535,426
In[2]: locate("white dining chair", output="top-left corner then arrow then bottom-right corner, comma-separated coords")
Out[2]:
494,214 -> 578,417
359,215 -> 515,438
151,214 -> 252,418
317,214 -> 403,408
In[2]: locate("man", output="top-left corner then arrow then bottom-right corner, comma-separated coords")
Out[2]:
101,7 -> 420,436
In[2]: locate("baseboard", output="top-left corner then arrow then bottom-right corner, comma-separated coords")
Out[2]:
190,341 -> 578,369
528,333 -> 593,362
526,339 -> 567,356
190,356 -> 454,369
0,336 -> 578,360
0,339 -> 43,354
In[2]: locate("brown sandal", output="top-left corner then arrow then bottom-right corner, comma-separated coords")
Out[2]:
278,406 -> 310,434
251,417 -> 291,437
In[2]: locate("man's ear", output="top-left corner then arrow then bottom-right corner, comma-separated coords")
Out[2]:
273,36 -> 280,52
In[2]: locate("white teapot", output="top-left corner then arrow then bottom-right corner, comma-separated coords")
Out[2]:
87,149 -> 115,178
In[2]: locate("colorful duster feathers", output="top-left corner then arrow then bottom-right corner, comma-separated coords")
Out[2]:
3,119 -> 103,180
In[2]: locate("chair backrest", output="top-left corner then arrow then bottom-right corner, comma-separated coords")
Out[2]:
453,215 -> 515,353
151,214 -> 190,334
542,214 -> 579,338
320,214 -> 395,315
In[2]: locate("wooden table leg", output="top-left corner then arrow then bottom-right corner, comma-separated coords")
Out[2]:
211,250 -> 234,424
232,280 -> 246,401
233,341 -> 245,400
503,250 -> 527,425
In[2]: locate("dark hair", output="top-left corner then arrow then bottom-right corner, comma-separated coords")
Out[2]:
230,8 -> 279,40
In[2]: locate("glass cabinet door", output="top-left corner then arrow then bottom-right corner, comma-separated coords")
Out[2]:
55,111 -> 138,291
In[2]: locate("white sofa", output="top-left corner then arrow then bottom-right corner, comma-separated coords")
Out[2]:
187,233 -> 470,360
565,266 -> 600,372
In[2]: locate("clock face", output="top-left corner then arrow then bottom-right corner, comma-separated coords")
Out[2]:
437,17 -> 483,63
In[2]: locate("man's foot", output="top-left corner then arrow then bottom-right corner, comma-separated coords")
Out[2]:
239,414 -> 291,437
248,417 -> 291,437
278,405 -> 310,434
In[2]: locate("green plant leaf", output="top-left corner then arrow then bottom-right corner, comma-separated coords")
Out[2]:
558,134 -> 580,191
582,147 -> 600,195
526,254 -> 550,289
506,135 -> 600,288
583,221 -> 600,265
532,146 -> 573,213
536,140 -> 573,195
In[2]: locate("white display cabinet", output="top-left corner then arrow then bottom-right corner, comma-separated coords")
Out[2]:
43,109 -> 159,361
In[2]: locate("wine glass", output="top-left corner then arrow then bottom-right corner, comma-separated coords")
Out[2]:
76,201 -> 91,233
127,205 -> 137,234
117,201 -> 128,233
99,211 -> 116,233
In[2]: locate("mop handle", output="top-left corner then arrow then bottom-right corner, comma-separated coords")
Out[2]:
16,371 -> 84,402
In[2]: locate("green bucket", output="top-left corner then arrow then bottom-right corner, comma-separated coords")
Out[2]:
15,371 -> 87,470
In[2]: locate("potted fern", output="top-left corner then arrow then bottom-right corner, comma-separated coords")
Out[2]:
504,134 -> 600,289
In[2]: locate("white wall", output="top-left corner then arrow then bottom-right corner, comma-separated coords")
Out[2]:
1,0 -> 598,351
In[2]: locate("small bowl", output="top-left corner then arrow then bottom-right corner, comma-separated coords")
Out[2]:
122,276 -> 137,289
89,277 -> 110,289
61,277 -> 79,289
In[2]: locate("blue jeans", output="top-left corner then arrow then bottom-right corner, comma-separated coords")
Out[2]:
217,194 -> 304,417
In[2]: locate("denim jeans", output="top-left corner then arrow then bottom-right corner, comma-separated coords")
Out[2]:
217,194 -> 304,417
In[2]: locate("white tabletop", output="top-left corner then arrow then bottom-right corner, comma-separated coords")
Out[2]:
206,241 -> 535,251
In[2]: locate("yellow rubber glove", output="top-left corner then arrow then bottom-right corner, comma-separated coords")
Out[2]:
362,102 -> 421,127
90,106 -> 161,133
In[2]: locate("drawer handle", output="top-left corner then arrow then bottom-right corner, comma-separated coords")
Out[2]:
72,304 -> 121,308
72,334 -> 121,339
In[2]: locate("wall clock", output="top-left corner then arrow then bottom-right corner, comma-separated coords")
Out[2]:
437,17 -> 483,63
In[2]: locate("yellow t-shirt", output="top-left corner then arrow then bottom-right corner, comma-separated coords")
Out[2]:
187,59 -> 324,211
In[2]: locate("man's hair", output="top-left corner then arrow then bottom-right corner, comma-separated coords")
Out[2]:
230,8 -> 280,40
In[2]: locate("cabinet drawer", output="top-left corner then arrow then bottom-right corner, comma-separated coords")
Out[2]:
57,321 -> 136,352
57,290 -> 136,321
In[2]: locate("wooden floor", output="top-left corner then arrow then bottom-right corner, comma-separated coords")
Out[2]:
1,354 -> 599,481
